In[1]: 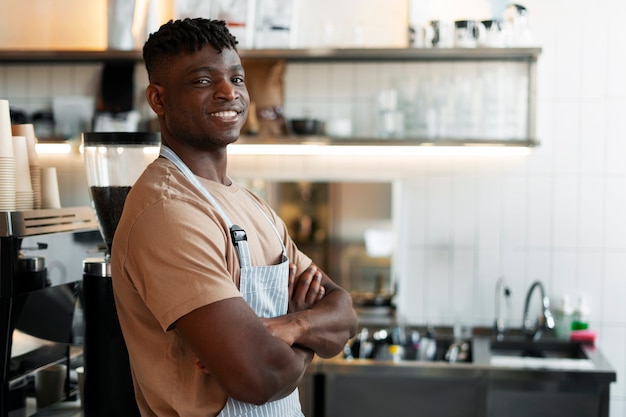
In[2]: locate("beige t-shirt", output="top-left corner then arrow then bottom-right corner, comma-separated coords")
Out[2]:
111,157 -> 311,417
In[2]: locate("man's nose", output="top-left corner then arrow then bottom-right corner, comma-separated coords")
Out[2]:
215,80 -> 239,100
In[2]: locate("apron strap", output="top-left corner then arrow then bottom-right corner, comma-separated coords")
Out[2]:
160,146 -> 235,226
160,145 -> 287,258
248,199 -> 287,256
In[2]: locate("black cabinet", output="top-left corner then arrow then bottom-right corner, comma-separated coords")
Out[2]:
308,335 -> 616,417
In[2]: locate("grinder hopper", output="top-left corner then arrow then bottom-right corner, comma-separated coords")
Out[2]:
82,132 -> 160,258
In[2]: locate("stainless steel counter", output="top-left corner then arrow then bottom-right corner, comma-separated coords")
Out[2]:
310,336 -> 615,386
15,337 -> 617,417
303,335 -> 616,417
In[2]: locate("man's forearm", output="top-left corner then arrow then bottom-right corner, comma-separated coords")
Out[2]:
266,345 -> 314,402
262,288 -> 357,357
292,287 -> 358,358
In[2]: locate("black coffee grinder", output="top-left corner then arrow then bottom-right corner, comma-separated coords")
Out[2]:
81,132 -> 160,417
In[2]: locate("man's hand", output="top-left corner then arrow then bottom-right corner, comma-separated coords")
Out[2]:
288,263 -> 325,313
261,264 -> 326,346
196,263 -> 325,374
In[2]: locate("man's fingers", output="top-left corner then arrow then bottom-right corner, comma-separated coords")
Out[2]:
304,271 -> 323,305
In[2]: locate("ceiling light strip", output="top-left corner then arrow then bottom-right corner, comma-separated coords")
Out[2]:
35,143 -> 73,154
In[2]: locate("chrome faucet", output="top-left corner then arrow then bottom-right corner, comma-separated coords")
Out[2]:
493,277 -> 511,340
522,281 -> 555,340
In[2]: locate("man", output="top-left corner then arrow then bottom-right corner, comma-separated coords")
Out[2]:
111,17 -> 358,417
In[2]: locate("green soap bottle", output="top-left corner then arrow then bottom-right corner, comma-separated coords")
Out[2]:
571,296 -> 590,332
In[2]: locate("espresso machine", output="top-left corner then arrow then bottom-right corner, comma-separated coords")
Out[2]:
0,208 -> 100,416
81,132 -> 160,417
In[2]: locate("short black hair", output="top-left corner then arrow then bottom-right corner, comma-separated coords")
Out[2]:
143,18 -> 239,80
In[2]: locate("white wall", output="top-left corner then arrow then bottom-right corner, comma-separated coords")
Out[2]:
394,0 -> 626,415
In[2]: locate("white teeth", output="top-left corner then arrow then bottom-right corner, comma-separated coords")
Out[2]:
212,111 -> 237,118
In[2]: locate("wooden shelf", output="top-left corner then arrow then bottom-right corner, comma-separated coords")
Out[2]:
0,49 -> 142,63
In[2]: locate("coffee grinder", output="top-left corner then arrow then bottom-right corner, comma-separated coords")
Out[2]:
81,132 -> 160,417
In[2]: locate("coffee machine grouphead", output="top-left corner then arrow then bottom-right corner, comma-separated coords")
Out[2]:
81,132 -> 160,417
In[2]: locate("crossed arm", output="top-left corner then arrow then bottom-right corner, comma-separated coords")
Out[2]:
175,263 -> 358,405
262,263 -> 358,357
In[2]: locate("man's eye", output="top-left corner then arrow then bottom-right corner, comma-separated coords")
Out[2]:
232,76 -> 245,85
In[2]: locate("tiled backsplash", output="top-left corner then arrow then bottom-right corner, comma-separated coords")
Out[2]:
2,0 -> 626,413
284,60 -> 530,140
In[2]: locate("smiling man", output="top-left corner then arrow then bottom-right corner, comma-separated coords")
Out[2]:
110,18 -> 357,417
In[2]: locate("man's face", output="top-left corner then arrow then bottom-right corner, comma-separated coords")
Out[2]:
156,44 -> 250,150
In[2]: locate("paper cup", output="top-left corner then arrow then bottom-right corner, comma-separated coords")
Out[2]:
35,364 -> 66,409
76,366 -> 85,408
40,167 -> 62,209
0,156 -> 16,211
0,100 -> 14,158
13,136 -> 32,192
12,123 -> 39,166
30,165 -> 42,209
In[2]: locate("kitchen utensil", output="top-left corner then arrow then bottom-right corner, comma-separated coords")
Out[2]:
428,20 -> 454,48
481,19 -> 507,47
454,20 -> 486,48
325,119 -> 352,138
290,119 -> 323,135
503,3 -> 533,46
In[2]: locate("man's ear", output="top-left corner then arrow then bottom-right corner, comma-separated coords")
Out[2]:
145,84 -> 165,116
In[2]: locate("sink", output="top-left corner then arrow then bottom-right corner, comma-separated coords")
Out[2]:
490,339 -> 587,359
489,338 -> 594,370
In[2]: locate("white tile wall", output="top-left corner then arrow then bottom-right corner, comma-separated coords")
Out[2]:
2,0 -> 626,412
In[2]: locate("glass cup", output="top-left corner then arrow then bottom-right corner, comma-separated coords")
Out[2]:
454,20 -> 487,48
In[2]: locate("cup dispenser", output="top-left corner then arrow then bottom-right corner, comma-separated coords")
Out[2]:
82,132 -> 160,417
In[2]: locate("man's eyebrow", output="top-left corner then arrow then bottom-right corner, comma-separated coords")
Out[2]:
188,66 -> 217,75
188,64 -> 245,75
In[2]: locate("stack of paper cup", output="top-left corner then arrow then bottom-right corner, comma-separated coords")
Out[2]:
0,99 -> 16,211
40,167 -> 61,209
13,136 -> 34,210
12,124 -> 41,209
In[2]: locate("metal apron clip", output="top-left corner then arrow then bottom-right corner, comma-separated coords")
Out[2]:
229,225 -> 247,247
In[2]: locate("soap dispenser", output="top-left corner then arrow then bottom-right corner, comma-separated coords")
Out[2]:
572,295 -> 590,331
554,294 -> 574,339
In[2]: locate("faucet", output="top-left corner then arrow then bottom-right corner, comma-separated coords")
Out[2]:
493,277 -> 511,340
522,281 -> 555,340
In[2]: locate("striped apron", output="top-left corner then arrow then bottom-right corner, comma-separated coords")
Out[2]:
160,146 -> 304,417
